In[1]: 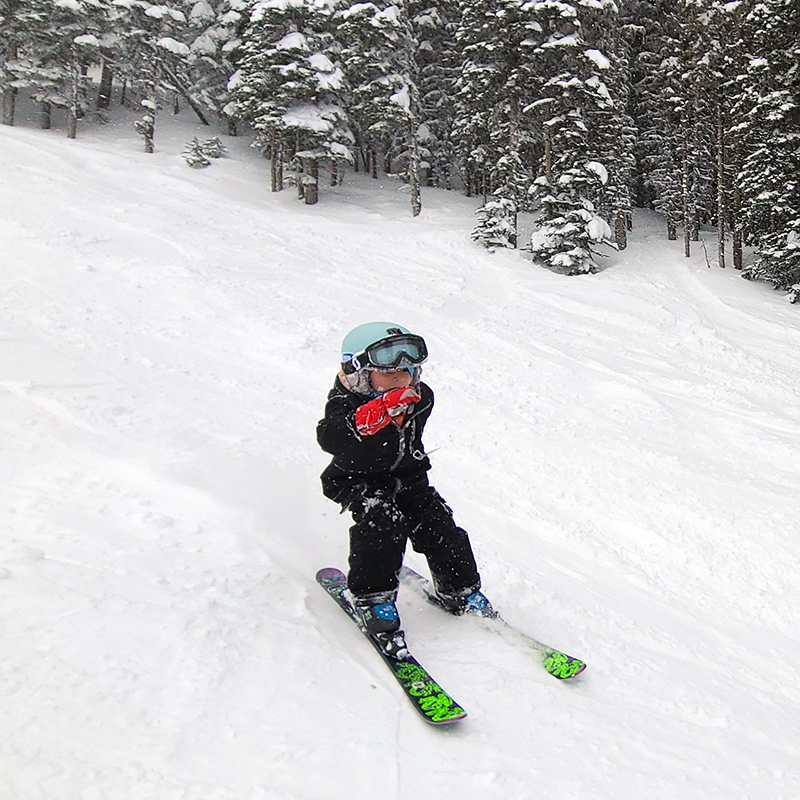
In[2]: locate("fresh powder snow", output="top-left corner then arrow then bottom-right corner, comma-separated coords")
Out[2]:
1,106 -> 800,800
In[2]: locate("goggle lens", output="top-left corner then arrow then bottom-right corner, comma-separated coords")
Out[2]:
353,334 -> 428,371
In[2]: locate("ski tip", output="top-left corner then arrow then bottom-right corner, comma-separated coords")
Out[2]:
316,567 -> 346,583
545,654 -> 587,680
428,710 -> 468,726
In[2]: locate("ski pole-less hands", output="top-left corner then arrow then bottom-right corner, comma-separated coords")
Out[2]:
355,387 -> 421,436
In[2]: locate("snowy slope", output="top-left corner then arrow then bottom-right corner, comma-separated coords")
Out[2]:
2,109 -> 800,800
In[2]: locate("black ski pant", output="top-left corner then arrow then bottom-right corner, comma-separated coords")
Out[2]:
346,484 -> 480,599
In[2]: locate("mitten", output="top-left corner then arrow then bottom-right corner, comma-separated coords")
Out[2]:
354,387 -> 421,436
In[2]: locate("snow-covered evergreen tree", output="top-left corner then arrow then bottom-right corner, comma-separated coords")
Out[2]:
625,0 -> 684,239
453,0 -> 547,247
337,0 -> 422,214
112,0 -> 196,151
182,136 -> 212,166
738,0 -> 800,298
1,0 -> 113,136
453,0 -> 536,203
184,0 -> 249,133
409,0 -> 458,188
672,0 -> 718,257
1,0 -> 28,126
230,0 -> 352,201
471,191 -> 517,250
527,0 -> 615,273
583,3 -> 635,249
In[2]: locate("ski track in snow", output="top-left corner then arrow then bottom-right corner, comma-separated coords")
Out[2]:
1,107 -> 800,800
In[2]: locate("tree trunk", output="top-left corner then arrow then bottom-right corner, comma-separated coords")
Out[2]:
136,74 -> 157,153
732,135 -> 743,270
407,118 -> 421,217
270,133 -> 282,192
544,129 -> 553,183
161,65 -> 210,126
682,132 -> 691,257
142,115 -> 155,153
97,62 -> 113,109
615,212 -> 627,250
1,88 -> 15,126
67,68 -> 79,139
330,160 -> 338,187
226,117 -> 237,137
370,145 -> 378,179
303,158 -> 319,205
667,216 -> 677,240
39,101 -> 51,129
717,100 -> 726,268
2,41 -> 18,126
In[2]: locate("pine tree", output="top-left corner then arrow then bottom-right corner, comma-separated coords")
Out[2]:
338,0 -> 422,214
527,0 -> 616,274
114,0 -> 196,151
1,0 -> 113,136
182,136 -> 212,166
583,2 -> 636,249
229,0 -> 352,201
453,0 -> 545,247
738,0 -> 800,298
626,0 -> 683,239
1,0 -> 27,126
185,0 -> 249,133
409,0 -> 458,188
471,190 -> 517,250
674,0 -> 719,258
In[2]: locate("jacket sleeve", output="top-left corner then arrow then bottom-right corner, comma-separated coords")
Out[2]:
316,394 -> 406,474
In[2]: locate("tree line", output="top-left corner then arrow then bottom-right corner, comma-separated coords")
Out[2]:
1,0 -> 798,298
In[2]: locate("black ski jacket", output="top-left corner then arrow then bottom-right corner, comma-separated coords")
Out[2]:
317,377 -> 434,505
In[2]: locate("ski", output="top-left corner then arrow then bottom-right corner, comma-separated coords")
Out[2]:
316,567 -> 468,726
399,565 -> 587,680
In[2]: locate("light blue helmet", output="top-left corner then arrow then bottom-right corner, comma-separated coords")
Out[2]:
339,321 -> 427,396
341,322 -> 412,363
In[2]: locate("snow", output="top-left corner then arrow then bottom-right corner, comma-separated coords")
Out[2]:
191,33 -> 218,55
584,48 -> 611,70
281,102 -> 344,133
156,37 -> 191,56
275,31 -> 308,51
586,159 -> 609,184
587,214 -> 611,241
226,68 -> 243,91
308,51 -> 335,74
190,0 -> 215,19
2,107 -> 800,800
73,34 -> 101,47
374,4 -> 400,24
389,83 -> 410,111
145,5 -> 186,22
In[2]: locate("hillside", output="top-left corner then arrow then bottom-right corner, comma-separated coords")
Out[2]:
2,111 -> 800,800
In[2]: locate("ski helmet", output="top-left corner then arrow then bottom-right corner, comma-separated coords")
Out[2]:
339,322 -> 427,395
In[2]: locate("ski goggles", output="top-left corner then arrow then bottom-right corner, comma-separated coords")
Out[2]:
348,334 -> 428,372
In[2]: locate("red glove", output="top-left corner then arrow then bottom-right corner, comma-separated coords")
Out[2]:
355,387 -> 421,436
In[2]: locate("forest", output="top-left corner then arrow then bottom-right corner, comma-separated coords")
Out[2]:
1,0 -> 798,297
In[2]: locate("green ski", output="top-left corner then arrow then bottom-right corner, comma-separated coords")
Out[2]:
399,565 -> 587,680
316,567 -> 468,725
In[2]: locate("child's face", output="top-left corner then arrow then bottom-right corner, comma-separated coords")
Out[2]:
369,369 -> 413,393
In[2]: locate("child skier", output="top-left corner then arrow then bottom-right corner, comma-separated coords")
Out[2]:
317,321 -> 492,651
